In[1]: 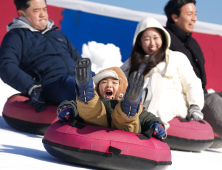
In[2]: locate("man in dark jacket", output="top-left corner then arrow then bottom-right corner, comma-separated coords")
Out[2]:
164,0 -> 222,138
0,0 -> 82,112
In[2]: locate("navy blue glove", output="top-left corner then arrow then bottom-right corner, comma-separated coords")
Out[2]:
28,87 -> 45,113
150,123 -> 165,139
58,105 -> 75,122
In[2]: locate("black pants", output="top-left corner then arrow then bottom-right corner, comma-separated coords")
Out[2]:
42,75 -> 76,105
202,92 -> 222,138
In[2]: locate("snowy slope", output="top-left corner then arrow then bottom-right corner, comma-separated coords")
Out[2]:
1,80 -> 222,170
0,42 -> 222,169
0,81 -> 95,170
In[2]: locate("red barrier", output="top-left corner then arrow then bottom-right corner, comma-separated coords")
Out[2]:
0,0 -> 64,42
193,32 -> 222,91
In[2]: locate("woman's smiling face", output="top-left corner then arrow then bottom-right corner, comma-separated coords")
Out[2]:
140,28 -> 163,55
98,77 -> 119,99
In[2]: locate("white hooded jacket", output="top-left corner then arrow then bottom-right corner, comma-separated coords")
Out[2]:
121,17 -> 204,129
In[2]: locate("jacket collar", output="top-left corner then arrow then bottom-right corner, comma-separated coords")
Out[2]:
7,16 -> 58,34
143,49 -> 174,78
166,21 -> 192,43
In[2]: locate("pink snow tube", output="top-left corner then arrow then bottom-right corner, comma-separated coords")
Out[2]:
210,133 -> 222,148
165,117 -> 214,151
43,121 -> 172,170
2,94 -> 59,135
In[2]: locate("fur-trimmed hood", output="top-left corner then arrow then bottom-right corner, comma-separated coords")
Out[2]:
93,67 -> 128,100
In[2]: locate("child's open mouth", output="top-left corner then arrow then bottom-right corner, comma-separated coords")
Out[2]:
105,90 -> 113,98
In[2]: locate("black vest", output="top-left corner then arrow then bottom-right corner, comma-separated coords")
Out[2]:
165,21 -> 207,93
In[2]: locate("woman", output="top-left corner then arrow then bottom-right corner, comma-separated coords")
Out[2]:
121,17 -> 204,129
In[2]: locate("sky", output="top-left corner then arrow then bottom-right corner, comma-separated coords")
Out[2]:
83,0 -> 222,25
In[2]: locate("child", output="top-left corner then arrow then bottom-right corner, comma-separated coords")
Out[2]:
57,58 -> 166,139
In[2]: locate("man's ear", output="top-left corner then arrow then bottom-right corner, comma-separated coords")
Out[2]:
171,14 -> 178,23
18,10 -> 25,17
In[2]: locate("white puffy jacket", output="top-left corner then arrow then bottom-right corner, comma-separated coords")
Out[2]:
121,17 -> 204,129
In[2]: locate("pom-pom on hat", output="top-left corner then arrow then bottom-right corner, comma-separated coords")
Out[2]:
93,67 -> 128,100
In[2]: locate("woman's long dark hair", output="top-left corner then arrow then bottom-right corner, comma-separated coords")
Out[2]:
128,28 -> 167,77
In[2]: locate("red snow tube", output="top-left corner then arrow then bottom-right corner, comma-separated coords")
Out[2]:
165,117 -> 214,151
2,94 -> 59,135
43,121 -> 172,170
210,133 -> 222,148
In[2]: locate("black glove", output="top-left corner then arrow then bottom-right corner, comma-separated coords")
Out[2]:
28,87 -> 45,113
186,105 -> 204,121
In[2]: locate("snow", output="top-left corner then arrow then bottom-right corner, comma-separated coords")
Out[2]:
82,41 -> 123,73
1,42 -> 222,170
0,83 -> 94,170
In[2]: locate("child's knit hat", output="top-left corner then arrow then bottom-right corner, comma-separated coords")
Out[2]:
93,67 -> 128,100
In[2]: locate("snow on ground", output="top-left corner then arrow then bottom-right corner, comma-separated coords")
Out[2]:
1,81 -> 222,170
0,81 -> 95,170
0,42 -> 222,170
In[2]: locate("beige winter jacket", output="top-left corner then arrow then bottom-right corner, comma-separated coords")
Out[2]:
77,91 -> 142,133
121,17 -> 204,129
